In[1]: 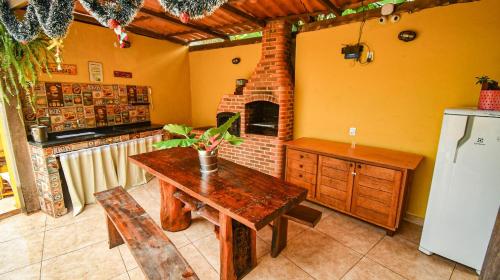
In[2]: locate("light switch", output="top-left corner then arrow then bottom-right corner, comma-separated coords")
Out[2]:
349,127 -> 357,136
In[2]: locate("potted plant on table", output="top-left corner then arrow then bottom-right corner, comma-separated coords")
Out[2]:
476,76 -> 500,111
153,113 -> 243,173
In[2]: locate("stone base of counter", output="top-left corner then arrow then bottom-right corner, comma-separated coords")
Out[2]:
29,129 -> 164,217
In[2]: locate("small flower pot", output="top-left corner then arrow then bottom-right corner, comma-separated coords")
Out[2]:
478,90 -> 500,111
198,150 -> 218,173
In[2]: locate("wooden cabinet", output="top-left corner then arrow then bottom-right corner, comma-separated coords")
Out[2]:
284,138 -> 423,234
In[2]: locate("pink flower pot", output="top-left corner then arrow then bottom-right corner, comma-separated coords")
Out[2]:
478,90 -> 500,111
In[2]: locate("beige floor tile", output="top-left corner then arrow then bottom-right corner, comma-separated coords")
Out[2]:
179,244 -> 219,280
301,200 -> 334,219
164,230 -> 191,248
0,211 -> 46,242
111,272 -> 131,280
129,186 -> 157,206
316,212 -> 385,254
41,241 -> 126,280
183,217 -> 216,242
0,232 -> 44,274
193,233 -> 271,273
342,257 -> 404,280
283,229 -> 362,280
395,221 -> 423,245
119,245 -> 138,271
43,215 -> 107,260
128,268 -> 145,280
0,196 -> 17,215
450,264 -> 479,280
45,203 -> 103,230
244,254 -> 314,280
0,262 -> 41,280
367,236 -> 455,280
257,220 -> 308,244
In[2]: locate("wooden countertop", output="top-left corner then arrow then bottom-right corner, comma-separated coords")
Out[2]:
285,138 -> 424,170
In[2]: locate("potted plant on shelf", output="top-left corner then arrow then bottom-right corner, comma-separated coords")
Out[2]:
153,113 -> 243,173
475,76 -> 500,111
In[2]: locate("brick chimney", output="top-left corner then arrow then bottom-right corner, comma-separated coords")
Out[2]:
216,20 -> 294,177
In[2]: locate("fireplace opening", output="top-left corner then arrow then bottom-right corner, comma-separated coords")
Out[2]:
245,101 -> 279,136
216,112 -> 240,137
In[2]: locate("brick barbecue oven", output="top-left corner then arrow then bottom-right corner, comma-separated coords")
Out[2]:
216,20 -> 294,177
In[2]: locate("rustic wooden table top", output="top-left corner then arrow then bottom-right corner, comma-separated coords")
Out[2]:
129,148 -> 307,230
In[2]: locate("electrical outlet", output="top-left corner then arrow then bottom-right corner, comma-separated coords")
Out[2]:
367,51 -> 374,62
349,127 -> 357,136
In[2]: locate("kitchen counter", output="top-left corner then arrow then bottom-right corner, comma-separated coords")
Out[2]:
28,122 -> 164,148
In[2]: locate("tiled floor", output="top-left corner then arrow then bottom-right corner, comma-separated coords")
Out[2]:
0,196 -> 17,216
0,178 -> 479,280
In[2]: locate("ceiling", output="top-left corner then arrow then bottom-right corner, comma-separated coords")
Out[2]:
73,0 -> 384,45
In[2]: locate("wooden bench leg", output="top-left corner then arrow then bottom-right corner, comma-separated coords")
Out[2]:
106,216 -> 124,249
271,216 -> 288,258
160,180 -> 191,232
219,213 -> 257,280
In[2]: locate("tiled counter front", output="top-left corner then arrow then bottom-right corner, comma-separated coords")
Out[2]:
29,129 -> 164,217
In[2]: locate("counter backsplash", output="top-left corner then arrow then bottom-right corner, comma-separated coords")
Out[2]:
22,82 -> 151,133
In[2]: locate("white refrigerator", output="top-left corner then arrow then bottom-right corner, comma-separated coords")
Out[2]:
420,108 -> 500,273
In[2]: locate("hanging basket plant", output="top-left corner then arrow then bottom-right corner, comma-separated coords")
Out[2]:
158,0 -> 229,23
0,22 -> 54,110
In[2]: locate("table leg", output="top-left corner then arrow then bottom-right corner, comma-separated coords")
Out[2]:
219,213 -> 257,280
160,180 -> 191,231
106,215 -> 124,249
271,216 -> 288,258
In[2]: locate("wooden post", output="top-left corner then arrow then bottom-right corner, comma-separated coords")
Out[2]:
271,216 -> 288,257
106,216 -> 124,249
219,213 -> 257,280
160,180 -> 191,231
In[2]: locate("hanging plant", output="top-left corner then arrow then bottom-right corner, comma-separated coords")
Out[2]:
0,22 -> 54,110
158,0 -> 228,23
78,0 -> 144,27
0,1 -> 40,43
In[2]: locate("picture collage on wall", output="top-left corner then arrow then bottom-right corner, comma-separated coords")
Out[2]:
22,82 -> 151,133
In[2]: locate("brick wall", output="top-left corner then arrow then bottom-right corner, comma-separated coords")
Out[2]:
217,20 -> 294,177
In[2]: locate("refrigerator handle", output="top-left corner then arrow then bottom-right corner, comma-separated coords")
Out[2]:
453,116 -> 474,163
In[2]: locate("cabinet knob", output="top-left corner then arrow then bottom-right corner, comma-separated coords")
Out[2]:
350,163 -> 353,167
300,155 -> 304,159
352,172 -> 357,176
299,174 -> 303,178
358,165 -> 362,169
299,164 -> 303,168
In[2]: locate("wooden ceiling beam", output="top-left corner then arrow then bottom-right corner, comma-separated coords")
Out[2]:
300,0 -> 479,33
316,0 -> 343,17
73,12 -> 187,45
139,8 -> 230,40
220,4 -> 266,27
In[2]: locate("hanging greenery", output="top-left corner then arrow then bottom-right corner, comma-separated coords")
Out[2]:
78,0 -> 144,27
158,0 -> 228,23
0,1 -> 40,43
0,23 -> 54,110
31,0 -> 74,39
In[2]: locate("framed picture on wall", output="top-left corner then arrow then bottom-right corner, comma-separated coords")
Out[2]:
88,61 -> 103,82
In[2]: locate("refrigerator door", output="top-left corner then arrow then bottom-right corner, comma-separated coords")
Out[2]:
420,113 -> 500,270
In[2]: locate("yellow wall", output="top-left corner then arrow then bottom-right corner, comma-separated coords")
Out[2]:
188,0 -> 500,218
295,0 -> 500,218
40,22 -> 192,125
189,43 -> 261,127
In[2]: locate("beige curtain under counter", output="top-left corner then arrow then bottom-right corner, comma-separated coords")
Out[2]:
60,135 -> 161,216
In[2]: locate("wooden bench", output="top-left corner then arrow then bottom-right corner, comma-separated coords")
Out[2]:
95,187 -> 198,280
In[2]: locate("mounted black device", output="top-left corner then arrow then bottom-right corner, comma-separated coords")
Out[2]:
341,44 -> 364,59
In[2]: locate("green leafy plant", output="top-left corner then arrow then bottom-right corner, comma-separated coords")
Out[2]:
0,23 -> 53,110
154,113 -> 243,152
476,76 -> 499,90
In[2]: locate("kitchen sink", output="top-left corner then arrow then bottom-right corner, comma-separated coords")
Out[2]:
55,132 -> 104,139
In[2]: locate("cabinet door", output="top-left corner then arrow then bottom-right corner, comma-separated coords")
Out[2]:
316,156 -> 355,212
285,149 -> 318,199
351,163 -> 403,229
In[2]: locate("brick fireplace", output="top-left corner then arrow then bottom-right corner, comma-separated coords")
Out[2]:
216,20 -> 294,177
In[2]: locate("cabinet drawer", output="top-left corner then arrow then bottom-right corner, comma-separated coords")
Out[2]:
357,164 -> 399,181
287,159 -> 317,174
287,168 -> 316,184
287,149 -> 318,164
321,156 -> 352,171
286,175 -> 315,200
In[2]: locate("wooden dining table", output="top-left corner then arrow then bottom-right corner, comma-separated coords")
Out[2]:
129,148 -> 307,280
